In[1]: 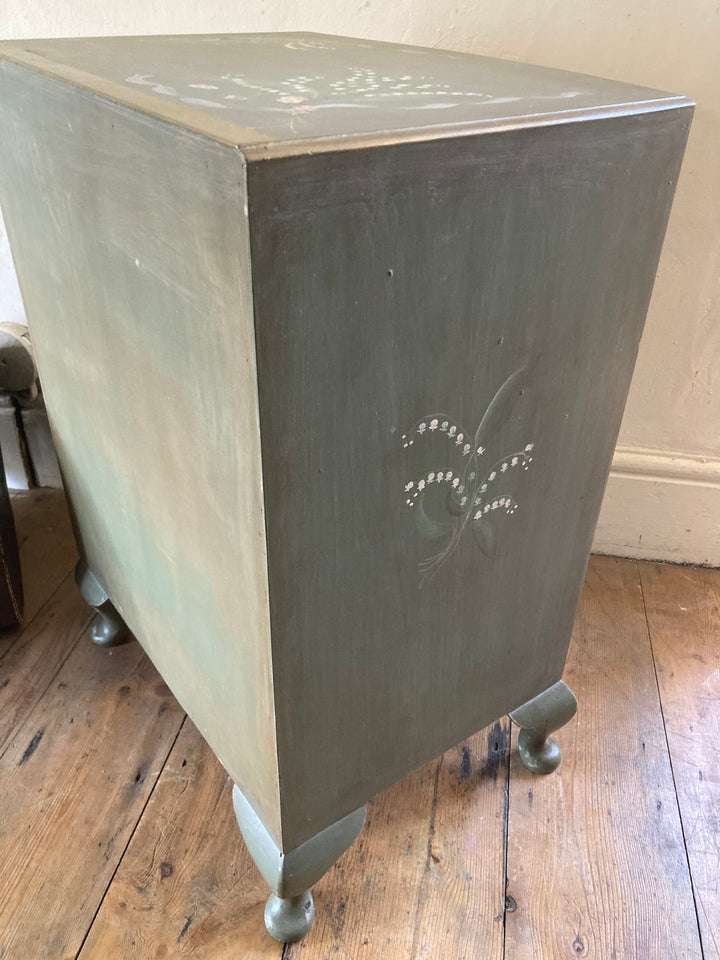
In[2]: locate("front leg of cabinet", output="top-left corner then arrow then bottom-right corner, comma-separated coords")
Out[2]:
75,560 -> 130,648
232,784 -> 366,943
509,679 -> 577,774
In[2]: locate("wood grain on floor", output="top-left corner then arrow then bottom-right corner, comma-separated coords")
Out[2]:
638,562 -> 720,959
0,489 -> 716,960
504,556 -> 701,960
0,489 -> 77,659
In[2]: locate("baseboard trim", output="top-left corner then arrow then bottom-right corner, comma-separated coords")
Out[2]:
593,446 -> 720,567
609,446 -> 719,487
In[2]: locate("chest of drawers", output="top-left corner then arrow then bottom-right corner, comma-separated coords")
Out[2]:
0,32 -> 691,942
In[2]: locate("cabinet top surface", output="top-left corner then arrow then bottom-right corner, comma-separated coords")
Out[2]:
0,32 -> 688,158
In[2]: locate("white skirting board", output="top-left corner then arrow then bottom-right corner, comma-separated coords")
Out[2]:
0,395 -> 30,490
22,403 -> 62,488
593,446 -> 720,567
0,394 -> 62,490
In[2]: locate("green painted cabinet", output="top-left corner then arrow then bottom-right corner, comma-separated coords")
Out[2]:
0,33 -> 691,942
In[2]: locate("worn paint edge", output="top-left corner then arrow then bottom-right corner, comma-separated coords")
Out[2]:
0,43 -> 691,162
0,44 -> 264,151
193,146 -> 282,848
235,151 -> 286,852
242,96 -> 693,160
244,161 -> 297,853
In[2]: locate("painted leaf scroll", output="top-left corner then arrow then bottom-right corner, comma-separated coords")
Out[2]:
402,366 -> 536,586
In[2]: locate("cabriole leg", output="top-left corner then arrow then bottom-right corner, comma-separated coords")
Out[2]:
232,784 -> 366,943
509,679 -> 577,774
75,560 -> 130,647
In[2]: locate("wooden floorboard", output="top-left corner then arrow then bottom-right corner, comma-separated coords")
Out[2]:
78,717 -> 279,960
403,723 -> 508,960
0,489 -> 77,660
0,627 -> 185,959
0,573 -> 91,757
286,720 -> 510,960
0,492 -> 715,959
638,561 -> 720,960
504,555 -> 703,960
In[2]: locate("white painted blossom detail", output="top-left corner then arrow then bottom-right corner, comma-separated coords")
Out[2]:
400,366 -> 536,585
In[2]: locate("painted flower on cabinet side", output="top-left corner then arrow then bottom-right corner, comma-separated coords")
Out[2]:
402,367 -> 535,586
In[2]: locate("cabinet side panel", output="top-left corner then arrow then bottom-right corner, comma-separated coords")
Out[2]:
0,62 -> 280,841
249,108 -> 691,849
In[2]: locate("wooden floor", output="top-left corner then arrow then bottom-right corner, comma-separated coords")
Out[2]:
0,490 -> 717,960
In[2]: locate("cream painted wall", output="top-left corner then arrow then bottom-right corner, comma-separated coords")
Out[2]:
2,1 -> 718,562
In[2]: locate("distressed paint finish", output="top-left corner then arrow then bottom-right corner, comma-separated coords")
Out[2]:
0,33 -> 688,158
248,109 -> 692,848
0,34 -> 692,864
0,59 -> 280,842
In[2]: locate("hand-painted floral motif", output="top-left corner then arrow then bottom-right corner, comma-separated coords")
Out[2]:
402,367 -> 535,585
